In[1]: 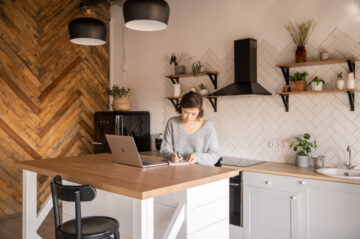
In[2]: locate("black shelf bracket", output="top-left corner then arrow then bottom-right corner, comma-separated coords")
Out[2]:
168,98 -> 179,111
207,97 -> 217,112
280,66 -> 290,85
280,94 -> 289,112
347,60 -> 356,79
347,91 -> 355,111
167,77 -> 179,84
207,73 -> 218,89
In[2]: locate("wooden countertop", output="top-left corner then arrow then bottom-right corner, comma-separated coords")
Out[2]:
141,151 -> 360,185
16,153 -> 239,199
223,162 -> 360,185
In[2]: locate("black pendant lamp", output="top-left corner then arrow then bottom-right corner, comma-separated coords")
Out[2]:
123,0 -> 170,31
69,17 -> 107,46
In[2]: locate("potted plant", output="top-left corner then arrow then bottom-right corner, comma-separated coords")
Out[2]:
336,72 -> 345,90
105,85 -> 131,111
285,19 -> 316,63
170,53 -> 185,74
290,133 -> 318,168
311,76 -> 325,91
290,72 -> 308,91
198,83 -> 208,95
192,60 -> 203,77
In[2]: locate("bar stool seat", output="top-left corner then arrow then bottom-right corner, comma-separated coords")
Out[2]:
60,216 -> 119,238
50,175 -> 120,239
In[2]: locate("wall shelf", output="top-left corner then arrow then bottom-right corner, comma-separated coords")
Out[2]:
166,96 -> 218,112
276,89 -> 358,112
275,57 -> 359,112
165,71 -> 219,112
166,71 -> 219,89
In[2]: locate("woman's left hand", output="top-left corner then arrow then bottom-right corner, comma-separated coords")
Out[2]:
186,153 -> 198,164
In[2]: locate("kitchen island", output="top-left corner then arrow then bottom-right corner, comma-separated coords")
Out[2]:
17,153 -> 238,239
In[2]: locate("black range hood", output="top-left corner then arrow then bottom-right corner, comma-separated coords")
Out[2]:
211,38 -> 271,96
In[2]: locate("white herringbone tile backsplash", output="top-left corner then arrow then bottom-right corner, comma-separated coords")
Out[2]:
162,28 -> 360,167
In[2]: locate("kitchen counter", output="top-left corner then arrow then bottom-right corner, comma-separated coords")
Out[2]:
17,153 -> 238,199
140,151 -> 360,185
17,153 -> 238,239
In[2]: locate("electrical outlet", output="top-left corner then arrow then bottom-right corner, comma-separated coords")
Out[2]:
268,140 -> 290,150
267,141 -> 274,148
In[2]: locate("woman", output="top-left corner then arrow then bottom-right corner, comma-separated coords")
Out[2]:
160,91 -> 220,166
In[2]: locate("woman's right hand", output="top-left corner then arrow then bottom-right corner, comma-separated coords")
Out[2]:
171,153 -> 183,163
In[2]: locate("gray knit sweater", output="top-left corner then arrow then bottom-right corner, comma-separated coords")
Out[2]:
160,116 -> 220,166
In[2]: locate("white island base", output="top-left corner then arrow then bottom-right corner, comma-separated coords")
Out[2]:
63,179 -> 229,239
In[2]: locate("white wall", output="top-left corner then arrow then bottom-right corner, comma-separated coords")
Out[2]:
110,0 -> 360,166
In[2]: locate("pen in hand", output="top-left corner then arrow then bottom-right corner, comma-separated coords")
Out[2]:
176,152 -> 182,162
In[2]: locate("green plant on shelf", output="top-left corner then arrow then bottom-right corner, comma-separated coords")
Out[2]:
199,83 -> 207,90
337,72 -> 343,79
290,72 -> 308,81
192,61 -> 202,76
105,85 -> 131,98
311,76 -> 325,86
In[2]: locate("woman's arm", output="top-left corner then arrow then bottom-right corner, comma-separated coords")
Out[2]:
196,123 -> 221,166
160,119 -> 175,161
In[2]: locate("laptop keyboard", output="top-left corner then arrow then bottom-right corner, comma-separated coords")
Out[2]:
141,158 -> 162,165
142,160 -> 152,165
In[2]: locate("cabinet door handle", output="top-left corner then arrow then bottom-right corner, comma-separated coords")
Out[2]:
299,181 -> 306,185
265,181 -> 272,185
92,141 -> 103,145
290,196 -> 297,200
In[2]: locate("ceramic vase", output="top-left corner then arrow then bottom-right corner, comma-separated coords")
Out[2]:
347,72 -> 355,89
199,89 -> 208,96
311,82 -> 323,91
295,46 -> 306,63
296,155 -> 309,168
336,79 -> 345,89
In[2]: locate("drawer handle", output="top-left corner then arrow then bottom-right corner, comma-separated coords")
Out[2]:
290,196 -> 297,200
265,181 -> 272,185
299,181 -> 306,185
230,183 -> 240,187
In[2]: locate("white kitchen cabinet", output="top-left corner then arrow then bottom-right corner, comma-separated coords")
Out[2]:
243,172 -> 300,239
300,178 -> 360,239
242,171 -> 360,239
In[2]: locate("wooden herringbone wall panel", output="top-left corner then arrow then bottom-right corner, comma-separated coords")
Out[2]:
0,0 -> 109,217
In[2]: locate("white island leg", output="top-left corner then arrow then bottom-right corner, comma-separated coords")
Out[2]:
22,169 -> 40,239
133,198 -> 154,239
22,169 -> 52,239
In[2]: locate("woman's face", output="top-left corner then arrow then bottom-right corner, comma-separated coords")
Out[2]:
181,107 -> 200,122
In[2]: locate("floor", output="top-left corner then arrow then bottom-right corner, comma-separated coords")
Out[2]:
0,211 -> 55,239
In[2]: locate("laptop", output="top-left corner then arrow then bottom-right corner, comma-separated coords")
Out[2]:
105,135 -> 168,168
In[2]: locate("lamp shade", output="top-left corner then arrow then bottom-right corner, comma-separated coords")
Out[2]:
68,17 -> 107,46
123,0 -> 170,31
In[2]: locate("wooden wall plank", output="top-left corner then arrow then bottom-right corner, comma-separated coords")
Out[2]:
0,0 -> 109,217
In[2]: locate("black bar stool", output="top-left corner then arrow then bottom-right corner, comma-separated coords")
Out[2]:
50,175 -> 120,239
